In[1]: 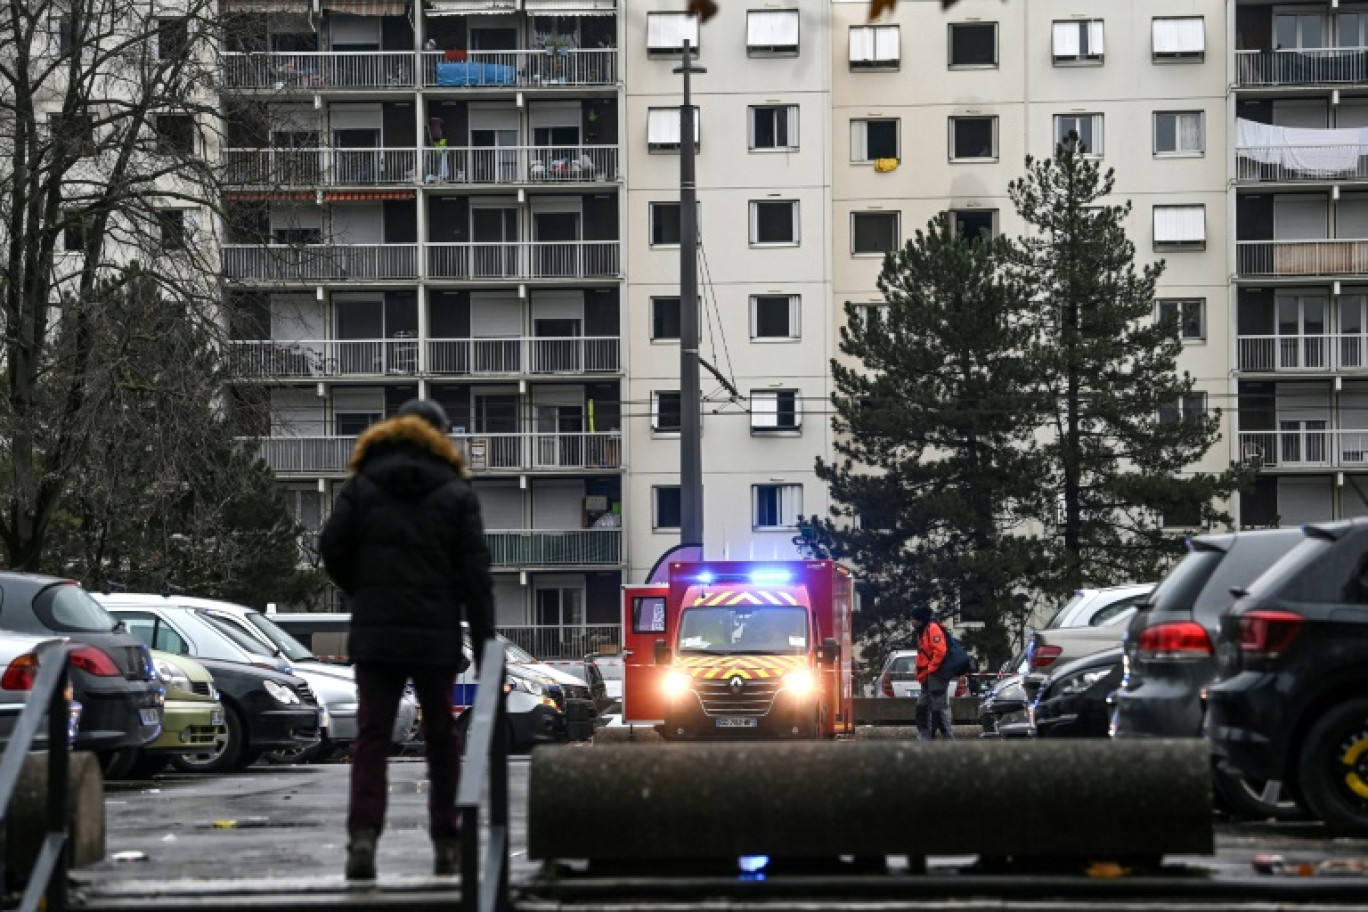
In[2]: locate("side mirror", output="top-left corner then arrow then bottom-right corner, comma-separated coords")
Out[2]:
817,637 -> 839,665
653,638 -> 671,665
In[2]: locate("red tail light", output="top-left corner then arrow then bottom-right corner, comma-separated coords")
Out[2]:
69,645 -> 121,676
1,653 -> 39,690
880,674 -> 894,697
1238,610 -> 1304,659
1136,621 -> 1213,660
1030,645 -> 1062,668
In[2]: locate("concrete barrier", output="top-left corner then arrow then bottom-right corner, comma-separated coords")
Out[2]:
7,750 -> 105,880
529,740 -> 1212,863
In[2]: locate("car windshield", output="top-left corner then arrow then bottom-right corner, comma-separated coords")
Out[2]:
244,612 -> 317,662
498,635 -> 538,664
887,655 -> 916,673
34,583 -> 120,633
1042,592 -> 1086,629
677,606 -> 808,655
199,612 -> 278,658
1148,549 -> 1223,614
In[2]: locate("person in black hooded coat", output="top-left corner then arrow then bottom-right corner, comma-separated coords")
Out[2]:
320,398 -> 495,881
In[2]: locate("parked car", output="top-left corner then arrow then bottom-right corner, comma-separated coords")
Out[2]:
0,632 -> 83,750
1021,606 -> 1140,703
1208,517 -> 1368,832
0,573 -> 163,775
1041,584 -> 1154,629
1113,528 -> 1305,819
1030,647 -> 1123,738
875,649 -> 964,699
126,651 -> 226,778
978,670 -> 1032,739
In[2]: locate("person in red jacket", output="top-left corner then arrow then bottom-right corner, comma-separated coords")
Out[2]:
912,605 -> 955,740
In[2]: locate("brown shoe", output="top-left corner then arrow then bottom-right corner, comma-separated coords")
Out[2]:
434,837 -> 461,876
346,829 -> 378,881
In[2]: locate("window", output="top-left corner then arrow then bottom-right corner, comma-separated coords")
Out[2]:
850,119 -> 899,162
158,210 -> 189,249
652,391 -> 681,432
157,17 -> 190,60
753,483 -> 802,529
652,296 -> 681,340
949,209 -> 996,243
1054,113 -> 1103,156
1052,20 -> 1105,64
751,389 -> 801,432
51,112 -> 95,157
336,412 -> 383,436
647,12 -> 699,55
653,486 -> 682,530
750,200 -> 798,246
849,303 -> 889,330
48,17 -> 73,57
631,596 -> 667,633
950,116 -> 996,160
1154,205 -> 1206,249
1155,111 -> 1204,155
1153,17 -> 1204,61
647,106 -> 699,152
1158,298 -> 1206,340
650,202 -> 681,246
852,211 -> 899,255
849,25 -> 899,69
61,213 -> 85,252
750,105 -> 798,151
747,10 -> 798,55
949,22 -> 997,67
751,295 -> 800,340
1159,391 -> 1207,425
155,114 -> 195,156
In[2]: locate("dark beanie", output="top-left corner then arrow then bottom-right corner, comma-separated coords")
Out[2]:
910,605 -> 933,626
397,398 -> 450,432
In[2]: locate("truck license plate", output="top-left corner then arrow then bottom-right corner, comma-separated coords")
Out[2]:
138,708 -> 160,726
715,717 -> 757,729
210,708 -> 225,727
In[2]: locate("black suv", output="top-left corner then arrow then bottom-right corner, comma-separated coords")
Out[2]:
1113,528 -> 1304,818
1207,518 -> 1368,832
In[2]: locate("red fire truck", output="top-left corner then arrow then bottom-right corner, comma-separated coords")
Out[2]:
620,560 -> 854,740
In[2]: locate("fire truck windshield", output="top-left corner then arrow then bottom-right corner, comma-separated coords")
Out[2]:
677,606 -> 809,655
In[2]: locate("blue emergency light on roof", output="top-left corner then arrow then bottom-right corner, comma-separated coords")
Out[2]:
738,855 -> 769,874
696,571 -> 715,585
748,570 -> 792,585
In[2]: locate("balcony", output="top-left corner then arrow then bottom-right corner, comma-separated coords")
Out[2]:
1234,334 -> 1368,372
249,431 -> 622,474
225,148 -> 420,187
1236,240 -> 1368,278
1238,428 -> 1368,468
427,336 -> 621,374
222,52 -> 416,90
419,144 -> 618,184
1237,144 -> 1368,183
1236,48 -> 1368,87
222,244 -> 418,281
426,241 -> 620,280
496,623 -> 621,661
422,48 -> 616,89
485,529 -> 621,567
228,338 -> 420,378
231,336 -> 620,378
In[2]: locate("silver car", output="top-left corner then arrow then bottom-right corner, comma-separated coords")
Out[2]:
0,631 -> 83,749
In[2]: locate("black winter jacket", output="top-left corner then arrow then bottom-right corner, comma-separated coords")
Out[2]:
320,415 -> 495,668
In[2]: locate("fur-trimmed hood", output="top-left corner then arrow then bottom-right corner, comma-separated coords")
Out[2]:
348,415 -> 470,478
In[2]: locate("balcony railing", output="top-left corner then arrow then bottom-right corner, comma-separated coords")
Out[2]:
229,338 -> 420,377
232,336 -> 622,377
222,244 -> 418,280
222,51 -> 416,90
1233,334 -> 1368,372
1236,48 -> 1368,87
1236,240 -> 1368,278
225,148 -> 419,186
427,336 -> 621,374
419,144 -> 618,184
1237,144 -> 1368,182
495,624 -> 621,661
485,529 -> 621,567
422,48 -> 617,88
1238,429 -> 1368,468
249,431 -> 622,473
426,241 -> 620,279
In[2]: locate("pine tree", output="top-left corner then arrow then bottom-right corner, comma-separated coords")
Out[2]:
1009,137 -> 1253,595
816,215 -> 1046,669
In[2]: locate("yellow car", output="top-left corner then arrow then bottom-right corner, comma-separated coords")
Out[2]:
122,651 -> 225,779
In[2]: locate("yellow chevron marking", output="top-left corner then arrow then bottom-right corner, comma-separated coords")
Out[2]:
780,592 -> 798,605
693,597 -> 705,605
707,592 -> 729,606
760,591 -> 781,605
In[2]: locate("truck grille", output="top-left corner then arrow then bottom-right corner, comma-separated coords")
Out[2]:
694,678 -> 780,717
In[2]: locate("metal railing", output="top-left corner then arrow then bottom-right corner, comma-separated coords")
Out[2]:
426,336 -> 621,375
222,51 -> 416,89
1236,239 -> 1368,277
422,48 -> 617,88
1236,144 -> 1368,182
458,639 -> 509,912
0,643 -> 73,912
495,624 -> 621,660
222,244 -> 418,281
249,432 -> 623,474
1236,47 -> 1368,86
1233,333 -> 1368,371
228,338 -> 420,378
419,144 -> 618,184
425,241 -> 620,279
485,529 -> 621,566
1238,428 -> 1368,467
225,148 -> 420,186
229,336 -> 621,378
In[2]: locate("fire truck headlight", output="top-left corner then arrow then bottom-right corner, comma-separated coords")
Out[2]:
783,670 -> 816,697
663,670 -> 692,698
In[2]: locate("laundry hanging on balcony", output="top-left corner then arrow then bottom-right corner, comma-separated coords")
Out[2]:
1237,118 -> 1367,175
220,0 -> 310,11
320,0 -> 406,14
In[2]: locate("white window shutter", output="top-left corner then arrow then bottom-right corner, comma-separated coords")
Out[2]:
1155,205 -> 1205,243
648,108 -> 679,146
1052,22 -> 1078,57
779,485 -> 802,525
648,14 -> 695,51
748,10 -> 798,50
751,392 -> 778,429
1088,21 -> 1105,55
787,392 -> 803,428
1178,18 -> 1204,53
874,26 -> 899,62
651,392 -> 661,429
849,27 -> 873,63
850,120 -> 867,161
788,296 -> 801,337
786,106 -> 799,146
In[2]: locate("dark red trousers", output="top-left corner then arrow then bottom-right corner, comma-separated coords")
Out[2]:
348,664 -> 461,838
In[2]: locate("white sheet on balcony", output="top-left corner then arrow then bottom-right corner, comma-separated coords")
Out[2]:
1237,117 -> 1365,173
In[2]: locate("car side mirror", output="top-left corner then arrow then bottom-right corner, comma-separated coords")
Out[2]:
817,637 -> 839,665
653,638 -> 671,665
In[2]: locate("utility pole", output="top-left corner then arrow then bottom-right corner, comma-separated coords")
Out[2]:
675,40 -> 706,548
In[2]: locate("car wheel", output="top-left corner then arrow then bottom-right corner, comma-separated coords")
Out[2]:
171,705 -> 246,774
123,752 -> 171,780
265,738 -> 331,765
455,708 -> 514,754
1298,697 -> 1368,832
98,748 -> 140,780
1212,765 -> 1307,821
